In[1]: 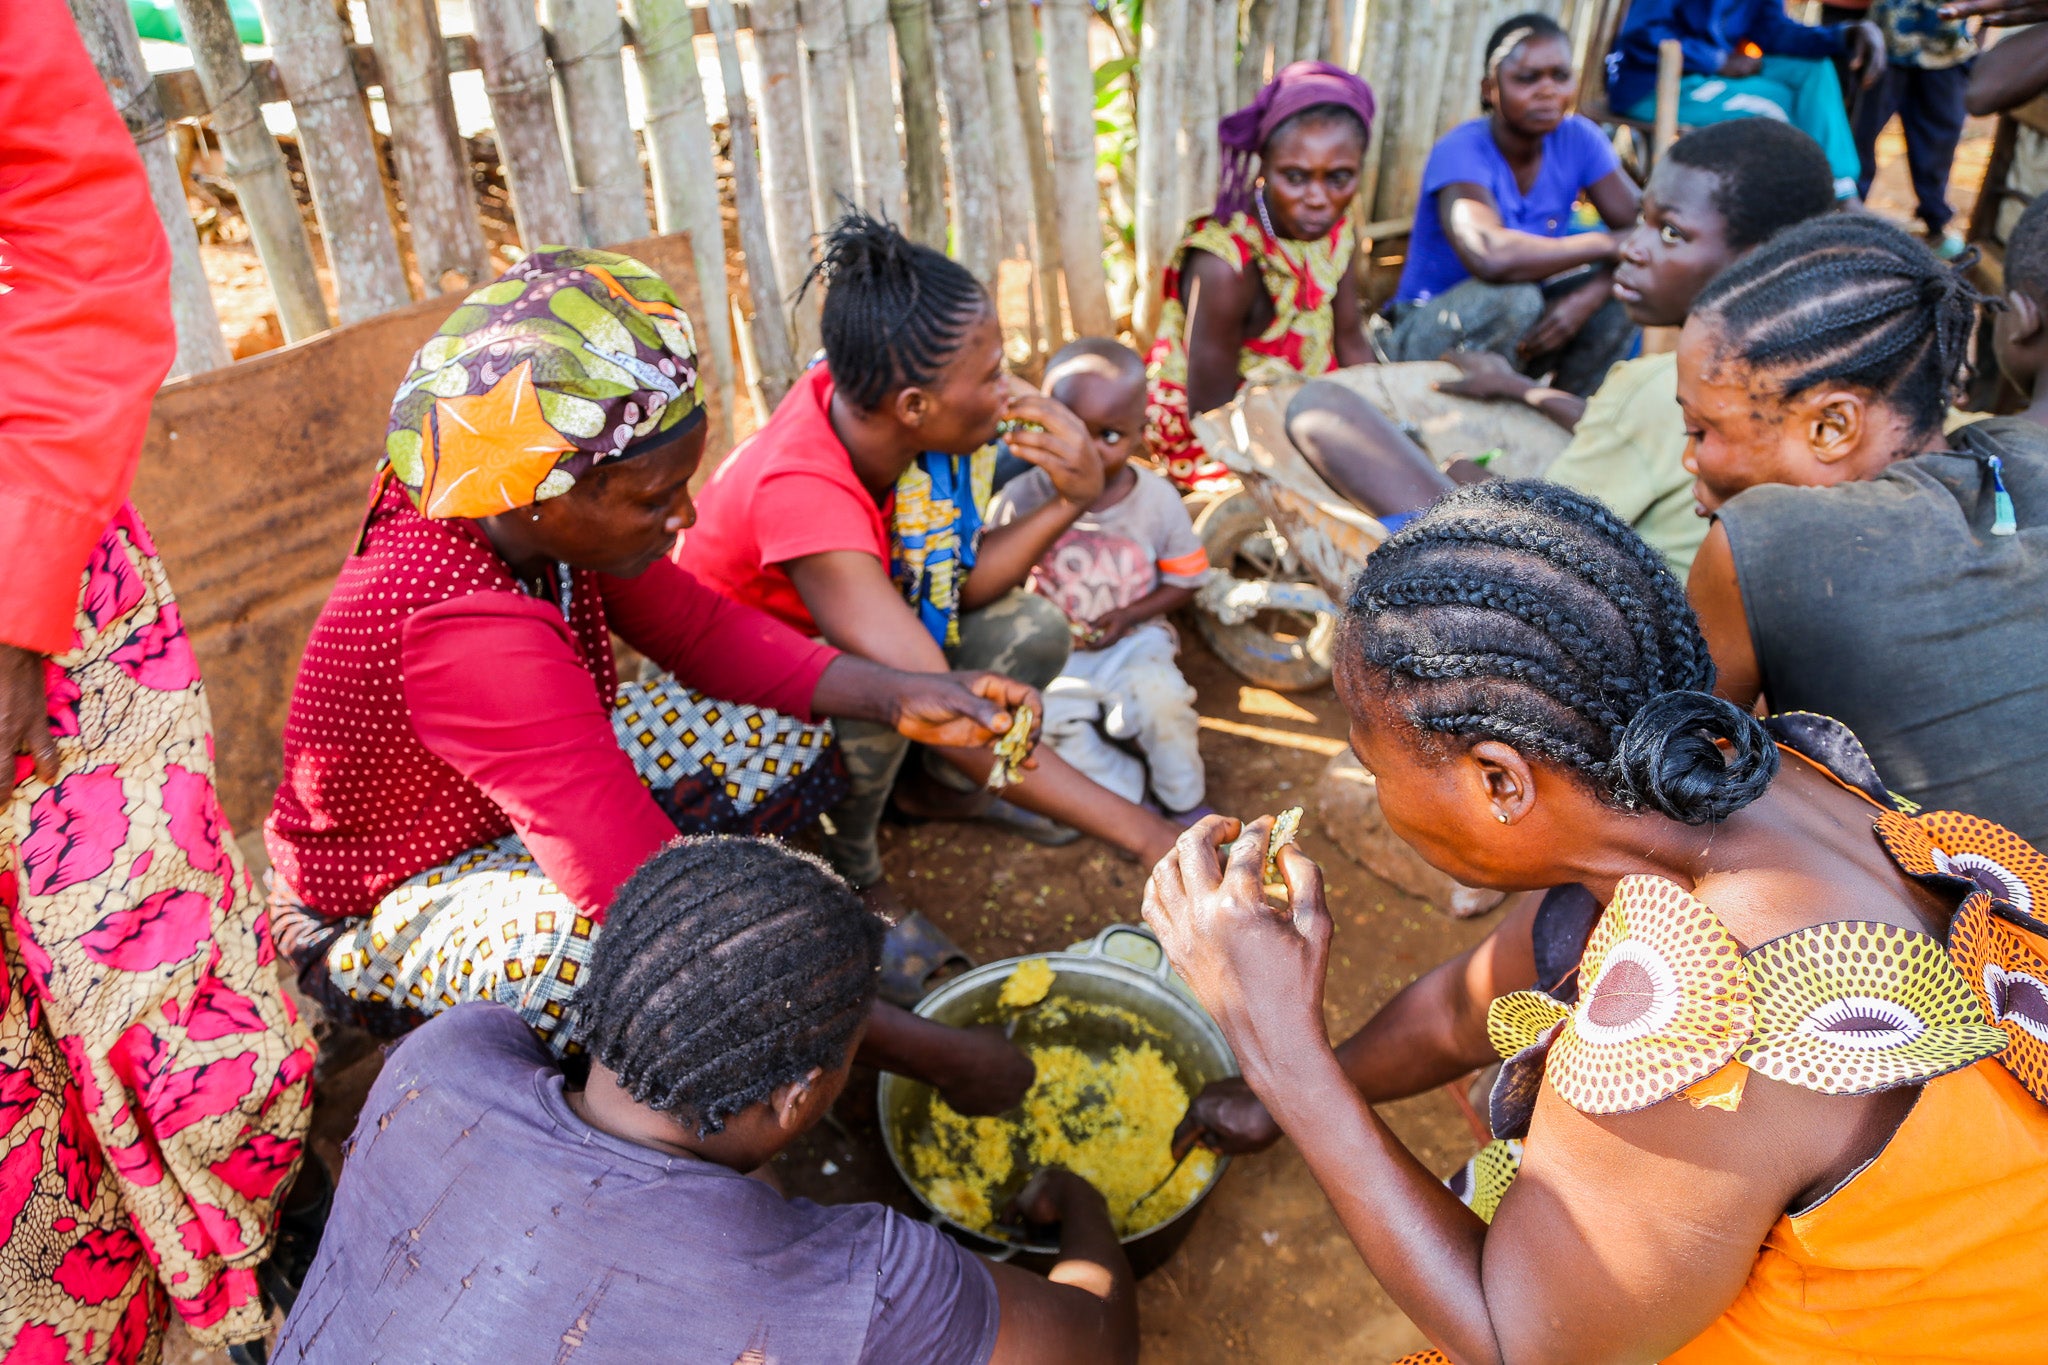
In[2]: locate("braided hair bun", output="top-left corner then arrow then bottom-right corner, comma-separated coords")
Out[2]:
1345,481 -> 1778,826
800,208 -> 989,412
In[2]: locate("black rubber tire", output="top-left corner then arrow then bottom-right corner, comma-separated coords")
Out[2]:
1190,491 -> 1337,693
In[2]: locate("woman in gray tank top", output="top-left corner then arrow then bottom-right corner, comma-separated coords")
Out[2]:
1677,213 -> 2048,842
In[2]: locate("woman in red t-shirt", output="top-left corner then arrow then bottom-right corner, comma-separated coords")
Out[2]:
678,214 -> 1182,911
268,249 -> 1037,1115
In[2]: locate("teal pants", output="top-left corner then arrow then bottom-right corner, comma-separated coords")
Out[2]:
1625,55 -> 1861,200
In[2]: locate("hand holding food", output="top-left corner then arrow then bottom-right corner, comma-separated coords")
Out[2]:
986,703 -> 1037,789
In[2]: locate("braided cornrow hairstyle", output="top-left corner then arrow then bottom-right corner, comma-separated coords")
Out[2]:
1344,481 -> 1778,825
799,208 -> 990,412
574,836 -> 885,1136
1689,213 -> 1989,438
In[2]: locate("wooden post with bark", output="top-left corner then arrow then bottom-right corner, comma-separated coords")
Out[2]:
846,0 -> 907,225
1266,0 -> 1299,70
1184,0 -> 1219,228
798,0 -> 860,225
889,0 -> 948,249
1294,0 -> 1328,63
625,0 -> 736,444
257,0 -> 412,323
542,0 -> 651,247
364,0 -> 490,292
979,0 -> 1041,350
749,0 -> 822,354
1006,0 -> 1064,345
1133,0 -> 1187,347
65,0 -> 231,375
930,0 -> 1002,287
469,0 -> 583,250
708,0 -> 799,408
1239,0 -> 1274,102
172,0 -> 331,341
1042,0 -> 1111,336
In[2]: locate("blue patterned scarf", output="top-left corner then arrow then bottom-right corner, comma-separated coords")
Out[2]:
890,445 -> 998,648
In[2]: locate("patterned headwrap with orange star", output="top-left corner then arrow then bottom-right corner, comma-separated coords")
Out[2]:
383,247 -> 703,519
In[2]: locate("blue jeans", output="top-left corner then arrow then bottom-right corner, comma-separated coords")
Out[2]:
1625,55 -> 1862,199
1851,62 -> 1972,232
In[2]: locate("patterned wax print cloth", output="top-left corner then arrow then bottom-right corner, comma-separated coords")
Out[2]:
276,677 -> 844,1055
890,446 -> 999,649
1144,209 -> 1356,491
384,247 -> 704,520
1394,712 -> 2048,1365
1,505 -> 316,1361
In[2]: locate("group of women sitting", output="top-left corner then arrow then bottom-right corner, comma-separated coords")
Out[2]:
258,8 -> 2046,1361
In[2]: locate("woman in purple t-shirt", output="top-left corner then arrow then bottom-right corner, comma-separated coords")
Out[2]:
1385,12 -> 1642,397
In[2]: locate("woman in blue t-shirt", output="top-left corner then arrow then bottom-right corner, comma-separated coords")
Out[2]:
1386,12 -> 1642,396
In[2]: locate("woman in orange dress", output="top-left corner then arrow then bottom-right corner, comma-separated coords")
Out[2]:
1144,480 -> 2048,1363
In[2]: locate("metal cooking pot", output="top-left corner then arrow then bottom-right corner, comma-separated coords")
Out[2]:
878,924 -> 1238,1275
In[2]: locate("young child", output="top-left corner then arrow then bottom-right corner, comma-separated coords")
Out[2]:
990,340 -> 1211,818
1992,193 -> 2048,430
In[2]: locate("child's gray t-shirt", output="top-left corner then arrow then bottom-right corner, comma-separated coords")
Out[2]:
990,466 -> 1209,623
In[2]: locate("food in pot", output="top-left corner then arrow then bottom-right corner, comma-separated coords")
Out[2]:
998,957 -> 1055,1010
907,1019 -> 1219,1237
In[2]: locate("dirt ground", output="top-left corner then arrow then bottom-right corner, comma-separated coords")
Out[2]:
155,98 -> 1994,1365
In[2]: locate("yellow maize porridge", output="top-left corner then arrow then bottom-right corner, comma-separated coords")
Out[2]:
908,1029 -> 1218,1238
998,957 -> 1056,1009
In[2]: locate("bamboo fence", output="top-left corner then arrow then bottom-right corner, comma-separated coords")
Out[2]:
87,0 -> 1614,406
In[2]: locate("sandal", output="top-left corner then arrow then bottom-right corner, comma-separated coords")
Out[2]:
879,910 -> 975,1006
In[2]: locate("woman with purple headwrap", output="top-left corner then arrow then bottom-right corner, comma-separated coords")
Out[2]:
1143,61 -> 1383,491
1383,12 -> 1641,394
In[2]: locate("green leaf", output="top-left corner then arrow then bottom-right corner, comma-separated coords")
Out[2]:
1093,55 -> 1135,95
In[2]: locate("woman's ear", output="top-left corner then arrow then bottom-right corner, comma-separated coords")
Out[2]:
893,385 -> 931,431
770,1067 -> 826,1131
1803,389 -> 1867,468
1467,740 -> 1537,826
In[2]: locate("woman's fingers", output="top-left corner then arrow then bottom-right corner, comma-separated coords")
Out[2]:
1279,842 -> 1333,952
1221,814 -> 1273,908
1173,813 -> 1241,903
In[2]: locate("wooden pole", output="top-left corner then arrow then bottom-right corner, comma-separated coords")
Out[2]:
708,0 -> 800,406
1379,0 -> 1447,223
1042,0 -> 1111,336
172,0 -> 330,341
930,0 -> 1003,287
1133,0 -> 1186,347
798,0 -> 860,225
626,0 -> 737,447
66,0 -> 230,375
1217,0 -> 1241,122
1184,0 -> 1219,229
257,0 -> 412,323
890,0 -> 948,248
470,0 -> 583,250
750,0 -> 822,354
979,1 -> 1037,275
1653,37 -> 1683,159
1239,0 -> 1274,102
364,0 -> 490,291
1294,0 -> 1327,64
542,0 -> 651,246
1430,0 -> 1482,144
846,0 -> 907,223
1356,0 -> 1399,223
1267,0 -> 1299,69
1007,0 -> 1064,344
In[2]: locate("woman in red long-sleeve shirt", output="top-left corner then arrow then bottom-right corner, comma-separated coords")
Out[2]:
0,5 -> 316,1360
265,248 -> 1038,1116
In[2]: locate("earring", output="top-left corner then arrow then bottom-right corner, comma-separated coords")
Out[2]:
530,510 -> 542,522
1495,811 -> 1509,824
